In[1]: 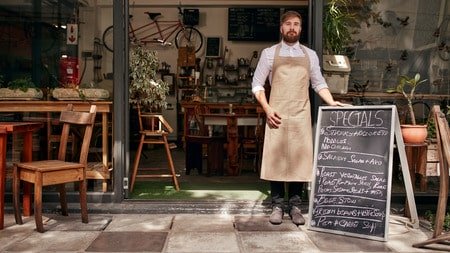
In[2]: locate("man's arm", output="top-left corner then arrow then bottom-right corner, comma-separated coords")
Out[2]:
317,88 -> 350,107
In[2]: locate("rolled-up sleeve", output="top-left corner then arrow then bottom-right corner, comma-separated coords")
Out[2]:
251,49 -> 271,94
308,49 -> 329,93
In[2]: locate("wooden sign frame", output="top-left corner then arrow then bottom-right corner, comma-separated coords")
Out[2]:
413,105 -> 450,249
308,105 -> 418,241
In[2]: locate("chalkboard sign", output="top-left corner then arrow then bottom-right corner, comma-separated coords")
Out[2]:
228,8 -> 280,41
205,37 -> 222,58
308,105 -> 396,241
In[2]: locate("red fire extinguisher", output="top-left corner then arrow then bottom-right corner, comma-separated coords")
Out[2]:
59,56 -> 79,87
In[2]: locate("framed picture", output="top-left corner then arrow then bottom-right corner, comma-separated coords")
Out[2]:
205,37 -> 222,58
162,73 -> 175,95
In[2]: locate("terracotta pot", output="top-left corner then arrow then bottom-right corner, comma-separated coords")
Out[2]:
401,124 -> 428,144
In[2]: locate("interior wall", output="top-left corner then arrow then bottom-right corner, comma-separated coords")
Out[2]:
79,1 -> 307,86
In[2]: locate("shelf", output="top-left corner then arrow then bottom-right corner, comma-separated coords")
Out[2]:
213,85 -> 251,89
177,76 -> 194,79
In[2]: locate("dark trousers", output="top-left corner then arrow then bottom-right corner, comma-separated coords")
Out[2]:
270,181 -> 303,210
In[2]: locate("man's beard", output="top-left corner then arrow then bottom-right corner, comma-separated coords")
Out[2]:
282,31 -> 300,43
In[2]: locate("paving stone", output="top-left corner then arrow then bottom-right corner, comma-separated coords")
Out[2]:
4,231 -> 100,252
172,214 -> 234,232
47,214 -> 112,231
239,231 -> 319,252
104,214 -> 173,231
0,216 -> 36,252
166,231 -> 239,253
386,221 -> 437,252
306,230 -> 392,252
85,231 -> 167,252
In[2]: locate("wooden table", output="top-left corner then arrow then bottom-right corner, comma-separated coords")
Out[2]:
0,101 -> 113,192
202,113 -> 261,176
405,142 -> 428,191
0,122 -> 43,230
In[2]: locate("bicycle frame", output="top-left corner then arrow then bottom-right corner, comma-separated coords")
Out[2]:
129,18 -> 183,44
102,9 -> 203,53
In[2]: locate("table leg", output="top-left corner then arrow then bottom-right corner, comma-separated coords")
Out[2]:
405,146 -> 416,190
227,117 -> 238,176
22,131 -> 33,216
415,145 -> 427,191
0,131 -> 6,229
404,146 -> 413,218
102,112 -> 108,192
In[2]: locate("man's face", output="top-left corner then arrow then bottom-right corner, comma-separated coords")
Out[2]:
280,16 -> 301,43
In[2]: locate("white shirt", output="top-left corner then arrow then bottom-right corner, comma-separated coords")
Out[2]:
251,41 -> 328,94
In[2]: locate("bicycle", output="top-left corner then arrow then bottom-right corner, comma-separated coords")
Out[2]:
102,7 -> 203,53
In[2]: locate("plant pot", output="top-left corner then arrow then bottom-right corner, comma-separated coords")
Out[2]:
52,88 -> 110,100
0,88 -> 43,100
401,124 -> 428,144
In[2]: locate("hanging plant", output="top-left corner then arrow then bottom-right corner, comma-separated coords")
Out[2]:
323,0 -> 380,55
129,46 -> 169,112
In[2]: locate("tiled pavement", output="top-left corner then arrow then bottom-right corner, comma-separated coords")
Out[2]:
0,212 -> 448,252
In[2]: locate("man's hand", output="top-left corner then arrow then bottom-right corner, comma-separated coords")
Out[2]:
331,101 -> 352,107
266,108 -> 282,129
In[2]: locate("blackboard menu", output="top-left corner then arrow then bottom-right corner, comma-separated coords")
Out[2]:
308,106 -> 395,241
228,8 -> 280,41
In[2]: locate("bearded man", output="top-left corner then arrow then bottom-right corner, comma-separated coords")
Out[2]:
251,10 -> 347,225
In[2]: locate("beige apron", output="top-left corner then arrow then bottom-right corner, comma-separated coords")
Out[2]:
260,44 -> 313,182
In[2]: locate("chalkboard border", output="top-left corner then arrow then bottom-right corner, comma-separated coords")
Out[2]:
307,105 -> 397,242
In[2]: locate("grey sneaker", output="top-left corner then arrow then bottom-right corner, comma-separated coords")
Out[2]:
290,206 -> 305,225
269,206 -> 283,225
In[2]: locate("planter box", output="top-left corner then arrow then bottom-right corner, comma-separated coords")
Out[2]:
52,88 -> 110,100
0,88 -> 43,100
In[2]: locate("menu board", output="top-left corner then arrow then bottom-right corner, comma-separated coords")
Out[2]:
228,8 -> 280,41
308,106 -> 396,241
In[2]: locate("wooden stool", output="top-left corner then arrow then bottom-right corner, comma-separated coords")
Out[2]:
130,106 -> 179,192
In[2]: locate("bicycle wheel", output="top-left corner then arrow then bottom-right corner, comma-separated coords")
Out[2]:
175,26 -> 203,53
102,25 -> 114,52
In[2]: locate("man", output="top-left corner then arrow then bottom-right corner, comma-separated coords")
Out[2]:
252,10 -> 347,225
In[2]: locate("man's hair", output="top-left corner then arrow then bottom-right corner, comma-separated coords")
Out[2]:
280,10 -> 302,24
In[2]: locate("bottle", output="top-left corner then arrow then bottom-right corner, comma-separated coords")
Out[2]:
189,117 -> 199,135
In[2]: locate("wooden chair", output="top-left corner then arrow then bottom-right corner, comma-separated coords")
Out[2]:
12,104 -> 97,233
130,105 -> 180,192
239,107 -> 265,174
184,103 -> 226,176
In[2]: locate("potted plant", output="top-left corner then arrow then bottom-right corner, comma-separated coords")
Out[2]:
387,73 -> 428,143
52,82 -> 110,101
0,76 -> 43,100
129,45 -> 169,112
